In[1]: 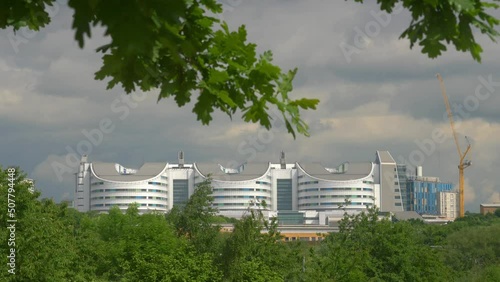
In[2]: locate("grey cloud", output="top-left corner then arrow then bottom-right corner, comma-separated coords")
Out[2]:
1,0 -> 499,213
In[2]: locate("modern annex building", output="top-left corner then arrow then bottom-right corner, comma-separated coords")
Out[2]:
406,174 -> 454,215
75,151 -> 405,218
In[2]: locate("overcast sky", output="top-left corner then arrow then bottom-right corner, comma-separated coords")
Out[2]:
1,0 -> 499,212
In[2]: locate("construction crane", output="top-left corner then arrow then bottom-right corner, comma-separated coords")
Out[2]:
436,73 -> 472,218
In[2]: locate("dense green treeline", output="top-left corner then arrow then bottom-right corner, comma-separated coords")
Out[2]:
1,167 -> 500,281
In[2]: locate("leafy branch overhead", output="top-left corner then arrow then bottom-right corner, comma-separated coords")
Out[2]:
2,1 -> 499,137
351,0 -> 500,61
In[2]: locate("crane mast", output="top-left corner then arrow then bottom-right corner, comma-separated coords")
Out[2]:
436,74 -> 471,218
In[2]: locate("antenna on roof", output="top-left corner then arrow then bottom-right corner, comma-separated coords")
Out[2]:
178,151 -> 184,168
280,151 -> 286,169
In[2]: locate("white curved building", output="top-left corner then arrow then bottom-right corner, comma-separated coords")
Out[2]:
296,162 -> 377,210
89,162 -> 169,212
193,163 -> 274,213
74,151 -> 403,217
76,155 -> 194,214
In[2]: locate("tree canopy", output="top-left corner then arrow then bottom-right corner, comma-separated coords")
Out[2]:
353,0 -> 500,61
2,166 -> 500,281
1,0 -> 499,137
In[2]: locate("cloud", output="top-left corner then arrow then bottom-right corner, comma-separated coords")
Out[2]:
0,0 -> 499,213
31,154 -> 76,201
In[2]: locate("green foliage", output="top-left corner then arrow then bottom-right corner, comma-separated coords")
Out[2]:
351,0 -> 500,62
220,207 -> 301,281
2,167 -> 500,281
0,167 -> 80,281
1,0 -> 319,138
166,178 -> 221,254
96,206 -> 221,281
3,1 -> 498,137
308,207 -> 452,281
0,0 -> 53,31
444,223 -> 500,273
463,264 -> 500,281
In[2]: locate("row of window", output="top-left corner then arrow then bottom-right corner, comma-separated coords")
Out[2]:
92,180 -> 168,186
213,196 -> 270,200
213,203 -> 249,206
299,202 -> 371,207
93,196 -> 142,200
321,187 -> 372,191
299,196 -> 318,200
92,188 -> 167,193
299,187 -> 373,193
299,194 -> 373,200
91,196 -> 167,200
300,188 -> 319,193
255,181 -> 271,185
91,203 -> 167,208
299,181 -> 319,185
148,181 -> 167,186
320,195 -> 372,199
212,188 -> 270,193
299,203 -> 319,207
284,236 -> 324,242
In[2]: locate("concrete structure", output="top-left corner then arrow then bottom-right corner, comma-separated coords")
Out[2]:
75,150 -> 404,217
392,211 -> 423,222
437,191 -> 458,219
375,151 -> 405,212
480,203 -> 500,215
396,164 -> 409,211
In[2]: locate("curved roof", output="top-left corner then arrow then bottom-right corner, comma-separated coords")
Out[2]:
297,162 -> 373,181
194,162 -> 270,181
91,162 -> 167,182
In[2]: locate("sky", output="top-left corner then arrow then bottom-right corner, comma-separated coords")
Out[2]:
1,0 -> 499,212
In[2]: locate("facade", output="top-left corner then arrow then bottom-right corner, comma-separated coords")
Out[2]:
375,151 -> 405,212
75,151 -> 404,217
480,203 -> 500,215
396,164 -> 409,210
437,191 -> 458,219
407,176 -> 454,215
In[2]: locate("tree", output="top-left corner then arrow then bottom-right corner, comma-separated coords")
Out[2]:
220,204 -> 301,281
94,205 -> 222,281
166,177 -> 221,254
1,0 -> 318,137
495,208 -> 500,217
0,167 -> 81,281
2,1 -> 498,136
444,223 -> 500,274
351,0 -> 500,61
307,207 -> 452,281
